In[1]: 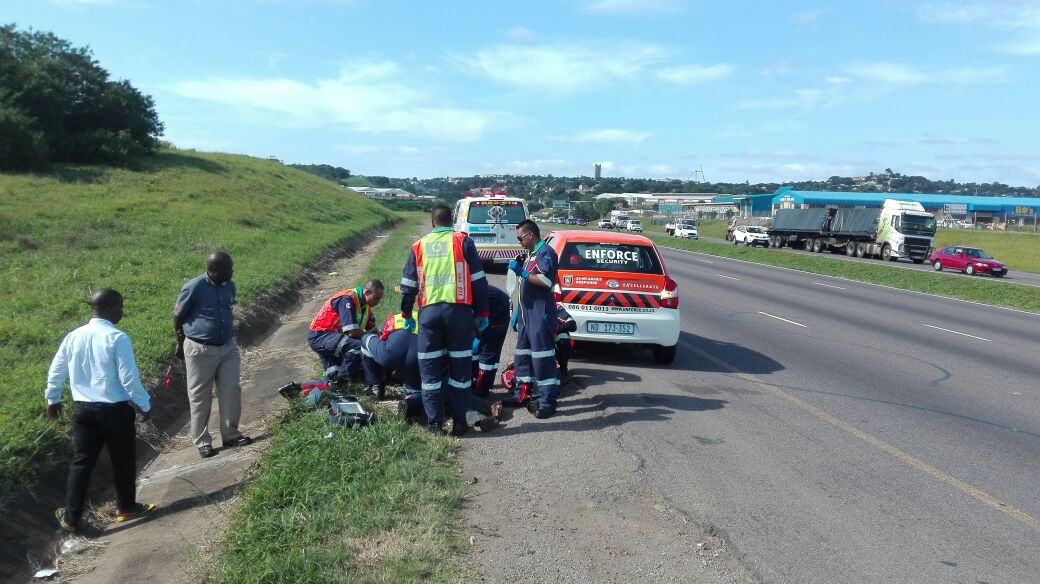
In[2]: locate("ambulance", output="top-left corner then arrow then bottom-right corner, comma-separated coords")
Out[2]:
452,191 -> 530,265
544,230 -> 680,364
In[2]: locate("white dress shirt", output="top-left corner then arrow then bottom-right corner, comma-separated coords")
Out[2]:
45,318 -> 151,412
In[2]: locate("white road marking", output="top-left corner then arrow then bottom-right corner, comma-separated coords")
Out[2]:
813,282 -> 845,290
758,311 -> 808,328
922,324 -> 993,342
697,258 -> 714,263
715,274 -> 740,280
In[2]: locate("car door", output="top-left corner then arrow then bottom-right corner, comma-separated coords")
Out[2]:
948,248 -> 966,270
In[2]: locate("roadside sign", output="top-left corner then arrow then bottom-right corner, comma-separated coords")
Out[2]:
553,200 -> 569,209
944,203 -> 968,215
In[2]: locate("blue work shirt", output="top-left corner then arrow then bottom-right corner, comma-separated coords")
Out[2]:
487,285 -> 511,325
45,318 -> 151,412
174,274 -> 237,344
519,239 -> 558,313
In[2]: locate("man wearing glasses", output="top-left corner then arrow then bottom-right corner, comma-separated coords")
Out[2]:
505,220 -> 560,418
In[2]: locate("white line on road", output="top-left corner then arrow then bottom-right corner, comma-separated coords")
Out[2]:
715,274 -> 740,280
697,258 -> 714,263
922,324 -> 993,342
813,282 -> 845,290
758,311 -> 808,328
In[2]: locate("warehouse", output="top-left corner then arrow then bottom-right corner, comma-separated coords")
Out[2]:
770,187 -> 1040,227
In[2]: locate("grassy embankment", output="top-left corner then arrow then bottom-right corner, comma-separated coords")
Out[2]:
206,215 -> 472,584
0,150 -> 397,495
555,221 -> 1040,313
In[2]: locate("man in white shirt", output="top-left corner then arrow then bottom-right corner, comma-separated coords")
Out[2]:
46,289 -> 156,532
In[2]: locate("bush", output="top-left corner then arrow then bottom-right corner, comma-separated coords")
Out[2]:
0,24 -> 163,170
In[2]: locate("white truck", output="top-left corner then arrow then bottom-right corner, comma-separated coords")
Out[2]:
768,199 -> 937,262
609,210 -> 630,230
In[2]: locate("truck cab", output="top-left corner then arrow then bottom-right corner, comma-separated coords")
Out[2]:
877,199 -> 936,262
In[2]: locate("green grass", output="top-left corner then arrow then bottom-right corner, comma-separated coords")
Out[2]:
0,149 -> 398,495
207,217 -> 473,584
934,228 -> 1040,274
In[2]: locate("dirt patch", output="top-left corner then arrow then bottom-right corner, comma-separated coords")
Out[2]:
1,225 -> 397,584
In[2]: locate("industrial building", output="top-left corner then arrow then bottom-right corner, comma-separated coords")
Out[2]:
769,187 -> 1040,225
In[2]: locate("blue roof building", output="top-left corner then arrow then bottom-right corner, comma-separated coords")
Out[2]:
770,187 -> 1040,220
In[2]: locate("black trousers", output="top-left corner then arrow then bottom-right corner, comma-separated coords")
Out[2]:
65,402 -> 136,525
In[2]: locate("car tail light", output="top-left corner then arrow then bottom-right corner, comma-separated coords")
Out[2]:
553,283 -> 562,303
660,277 -> 678,309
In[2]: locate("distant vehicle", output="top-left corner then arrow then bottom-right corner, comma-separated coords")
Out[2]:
452,191 -> 529,265
609,210 -> 630,229
953,220 -> 973,229
929,246 -> 1007,277
548,216 -> 561,223
566,217 -> 578,225
673,218 -> 698,239
576,218 -> 588,226
597,218 -> 614,229
547,230 -> 679,364
726,217 -> 771,241
626,220 -> 643,233
732,225 -> 769,247
768,199 -> 936,263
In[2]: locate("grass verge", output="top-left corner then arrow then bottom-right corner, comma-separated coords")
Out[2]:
206,216 -> 473,583
0,149 -> 397,495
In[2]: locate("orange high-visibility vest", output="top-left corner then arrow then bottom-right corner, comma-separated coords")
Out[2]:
309,287 -> 371,333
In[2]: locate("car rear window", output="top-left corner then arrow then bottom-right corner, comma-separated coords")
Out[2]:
560,242 -> 663,274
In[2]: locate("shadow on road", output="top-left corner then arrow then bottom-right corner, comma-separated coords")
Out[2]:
571,331 -> 784,375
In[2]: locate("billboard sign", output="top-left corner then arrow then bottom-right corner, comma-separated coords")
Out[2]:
553,200 -> 569,209
1011,206 -> 1036,218
943,203 -> 968,215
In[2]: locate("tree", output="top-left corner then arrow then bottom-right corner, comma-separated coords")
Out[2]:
0,25 -> 163,170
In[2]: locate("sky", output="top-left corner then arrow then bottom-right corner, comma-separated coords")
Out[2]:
5,0 -> 1040,186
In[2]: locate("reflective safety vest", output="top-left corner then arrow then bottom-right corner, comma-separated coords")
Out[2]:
413,230 -> 472,307
309,287 -> 371,333
380,313 -> 417,340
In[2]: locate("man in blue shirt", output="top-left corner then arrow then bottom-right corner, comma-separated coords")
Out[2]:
471,285 -> 511,396
46,289 -> 156,532
506,220 -> 560,418
173,252 -> 250,459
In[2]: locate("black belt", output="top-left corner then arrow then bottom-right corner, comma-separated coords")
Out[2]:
187,337 -> 229,346
76,401 -> 130,408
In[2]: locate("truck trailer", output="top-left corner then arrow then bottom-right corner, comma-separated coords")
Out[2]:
768,199 -> 936,263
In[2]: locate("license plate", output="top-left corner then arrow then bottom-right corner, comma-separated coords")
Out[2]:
471,236 -> 496,243
587,322 -> 634,335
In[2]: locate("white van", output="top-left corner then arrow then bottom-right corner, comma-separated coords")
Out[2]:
453,191 -> 530,265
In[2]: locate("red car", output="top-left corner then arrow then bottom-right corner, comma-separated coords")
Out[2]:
929,246 -> 1007,277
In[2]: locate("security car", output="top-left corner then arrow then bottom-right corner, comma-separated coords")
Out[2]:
545,230 -> 680,364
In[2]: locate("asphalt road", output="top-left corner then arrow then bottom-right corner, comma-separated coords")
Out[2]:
692,234 -> 1040,288
469,247 -> 1040,583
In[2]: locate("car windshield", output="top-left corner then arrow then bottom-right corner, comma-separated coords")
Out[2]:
899,214 -> 936,234
964,248 -> 993,259
465,201 -> 527,224
561,242 -> 663,274
744,227 -> 763,233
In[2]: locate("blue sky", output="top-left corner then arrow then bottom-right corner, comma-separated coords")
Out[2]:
6,0 -> 1040,186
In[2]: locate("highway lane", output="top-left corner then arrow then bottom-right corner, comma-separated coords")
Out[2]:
562,247 -> 1040,582
685,234 -> 1040,288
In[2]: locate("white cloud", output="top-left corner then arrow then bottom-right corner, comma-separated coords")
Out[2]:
846,61 -> 1010,84
505,159 -> 571,173
339,145 -> 451,158
735,88 -> 824,110
761,59 -> 801,76
505,26 -> 537,41
585,0 -> 680,15
452,43 -> 669,92
656,63 -> 733,84
918,3 -> 1040,55
554,129 -> 651,144
171,61 -> 505,142
825,76 -> 851,85
791,9 -> 822,25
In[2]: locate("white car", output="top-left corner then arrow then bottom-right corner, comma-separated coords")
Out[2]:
732,225 -> 770,247
673,220 -> 698,239
547,230 -> 680,364
626,220 -> 643,233
597,219 -> 614,229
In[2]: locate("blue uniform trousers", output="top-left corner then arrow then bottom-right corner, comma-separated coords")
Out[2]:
417,303 -> 474,426
471,323 -> 507,396
307,330 -> 380,385
513,307 -> 560,409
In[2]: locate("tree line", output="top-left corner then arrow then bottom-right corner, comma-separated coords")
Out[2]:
0,24 -> 163,171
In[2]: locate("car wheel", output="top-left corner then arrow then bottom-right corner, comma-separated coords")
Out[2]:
804,239 -> 813,251
881,244 -> 893,261
856,243 -> 867,258
811,238 -> 823,253
732,237 -> 738,245
652,344 -> 676,365
966,264 -> 975,276
933,260 -> 942,271
846,243 -> 856,256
